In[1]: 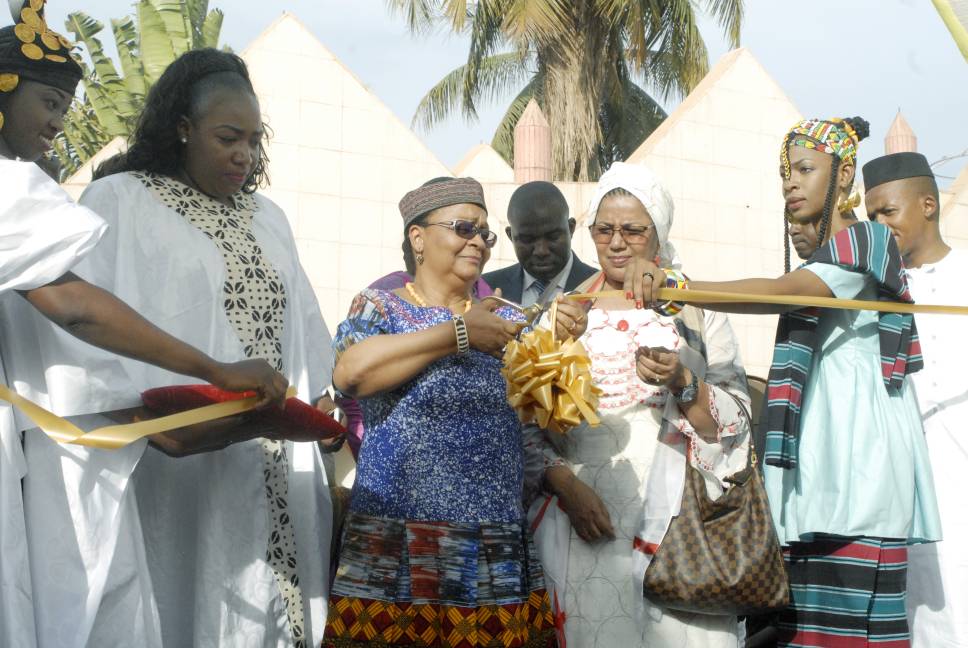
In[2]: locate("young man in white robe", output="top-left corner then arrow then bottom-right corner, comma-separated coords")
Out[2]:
864,152 -> 968,647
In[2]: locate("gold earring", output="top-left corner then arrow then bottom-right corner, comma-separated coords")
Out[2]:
838,189 -> 861,214
416,252 -> 424,265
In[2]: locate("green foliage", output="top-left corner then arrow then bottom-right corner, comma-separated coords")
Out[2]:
388,0 -> 744,180
57,0 -> 224,177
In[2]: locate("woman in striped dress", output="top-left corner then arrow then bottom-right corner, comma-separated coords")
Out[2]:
629,117 -> 941,647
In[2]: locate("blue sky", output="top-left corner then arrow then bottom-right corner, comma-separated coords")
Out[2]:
41,0 -> 968,185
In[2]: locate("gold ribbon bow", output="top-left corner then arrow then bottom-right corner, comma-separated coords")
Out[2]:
501,303 -> 601,435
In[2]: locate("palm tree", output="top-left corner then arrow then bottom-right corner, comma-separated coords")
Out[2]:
55,0 -> 224,176
389,0 -> 743,180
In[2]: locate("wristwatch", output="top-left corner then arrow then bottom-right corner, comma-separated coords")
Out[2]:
673,371 -> 699,404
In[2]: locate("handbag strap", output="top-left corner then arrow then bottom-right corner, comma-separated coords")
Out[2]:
723,389 -> 757,474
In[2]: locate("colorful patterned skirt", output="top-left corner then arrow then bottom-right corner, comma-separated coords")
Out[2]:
323,512 -> 557,648
778,536 -> 910,648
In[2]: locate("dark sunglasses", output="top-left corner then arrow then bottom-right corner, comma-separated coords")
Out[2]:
426,220 -> 497,248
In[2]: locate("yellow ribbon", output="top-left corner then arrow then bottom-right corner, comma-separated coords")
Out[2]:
501,302 -> 602,435
0,384 -> 296,449
566,287 -> 968,316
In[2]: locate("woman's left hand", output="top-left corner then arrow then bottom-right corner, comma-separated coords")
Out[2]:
552,296 -> 589,339
635,345 -> 689,390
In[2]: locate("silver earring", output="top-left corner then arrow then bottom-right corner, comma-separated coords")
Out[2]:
180,136 -> 188,144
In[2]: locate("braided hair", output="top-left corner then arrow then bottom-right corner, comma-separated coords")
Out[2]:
781,116 -> 870,272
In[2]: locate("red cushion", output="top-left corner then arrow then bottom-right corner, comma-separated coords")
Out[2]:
141,385 -> 345,440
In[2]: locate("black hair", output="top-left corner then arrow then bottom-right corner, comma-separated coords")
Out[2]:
507,180 -> 569,227
401,177 -> 453,275
782,116 -> 870,272
93,49 -> 268,193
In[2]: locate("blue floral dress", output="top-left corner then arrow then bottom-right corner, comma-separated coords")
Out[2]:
323,289 -> 556,648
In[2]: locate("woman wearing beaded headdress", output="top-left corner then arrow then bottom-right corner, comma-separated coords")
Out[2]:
0,3 -> 288,646
626,117 -> 942,646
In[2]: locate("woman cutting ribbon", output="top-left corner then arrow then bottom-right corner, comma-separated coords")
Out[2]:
323,176 -> 587,648
13,48 -> 337,647
523,162 -> 752,646
630,117 -> 942,646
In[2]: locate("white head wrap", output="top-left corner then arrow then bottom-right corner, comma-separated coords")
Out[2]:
586,162 -> 681,269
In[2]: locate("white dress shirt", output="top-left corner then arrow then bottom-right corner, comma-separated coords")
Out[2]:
521,254 -> 575,307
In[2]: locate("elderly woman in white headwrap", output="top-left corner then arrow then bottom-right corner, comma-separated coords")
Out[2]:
523,162 -> 752,646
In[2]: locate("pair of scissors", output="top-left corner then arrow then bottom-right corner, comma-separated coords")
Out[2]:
482,280 -> 560,332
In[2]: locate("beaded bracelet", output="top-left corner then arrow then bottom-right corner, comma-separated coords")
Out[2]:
655,268 -> 688,317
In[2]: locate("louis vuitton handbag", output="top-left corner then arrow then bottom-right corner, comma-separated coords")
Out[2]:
642,395 -> 790,615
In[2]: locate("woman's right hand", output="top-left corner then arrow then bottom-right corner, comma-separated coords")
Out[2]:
546,466 -> 615,543
622,257 -> 667,309
209,359 -> 289,409
462,300 -> 525,357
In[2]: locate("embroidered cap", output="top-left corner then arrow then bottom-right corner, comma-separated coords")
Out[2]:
398,176 -> 487,227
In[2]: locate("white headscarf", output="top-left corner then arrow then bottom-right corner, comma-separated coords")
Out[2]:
586,161 -> 681,269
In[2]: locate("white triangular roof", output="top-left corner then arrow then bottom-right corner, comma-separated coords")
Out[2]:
453,143 -> 514,182
625,47 -> 803,376
238,12 -> 453,329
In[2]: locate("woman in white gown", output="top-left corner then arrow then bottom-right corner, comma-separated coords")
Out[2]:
524,162 -> 752,647
17,49 -> 335,648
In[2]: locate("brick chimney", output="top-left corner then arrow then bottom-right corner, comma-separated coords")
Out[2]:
513,99 -> 552,182
885,111 -> 917,154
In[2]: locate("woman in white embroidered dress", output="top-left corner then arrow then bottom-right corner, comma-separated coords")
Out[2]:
524,162 -> 751,647
34,49 -> 336,647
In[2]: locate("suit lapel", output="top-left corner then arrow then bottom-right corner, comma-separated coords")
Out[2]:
508,266 -> 525,303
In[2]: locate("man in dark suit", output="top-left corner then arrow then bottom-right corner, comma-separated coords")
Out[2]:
482,181 -> 598,305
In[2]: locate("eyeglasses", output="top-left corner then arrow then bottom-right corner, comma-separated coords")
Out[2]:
426,220 -> 498,248
588,223 -> 654,244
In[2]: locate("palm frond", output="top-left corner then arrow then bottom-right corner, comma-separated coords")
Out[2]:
149,0 -> 190,58
200,9 -> 223,49
137,0 -> 176,88
704,0 -> 743,48
385,0 -> 440,34
501,0 -> 572,46
463,0 -> 513,111
65,12 -> 122,86
185,0 -> 209,46
111,17 -> 146,98
490,75 -> 542,164
598,77 -> 667,168
413,51 -> 532,130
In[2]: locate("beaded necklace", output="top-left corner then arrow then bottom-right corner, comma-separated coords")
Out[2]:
405,282 -> 472,314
